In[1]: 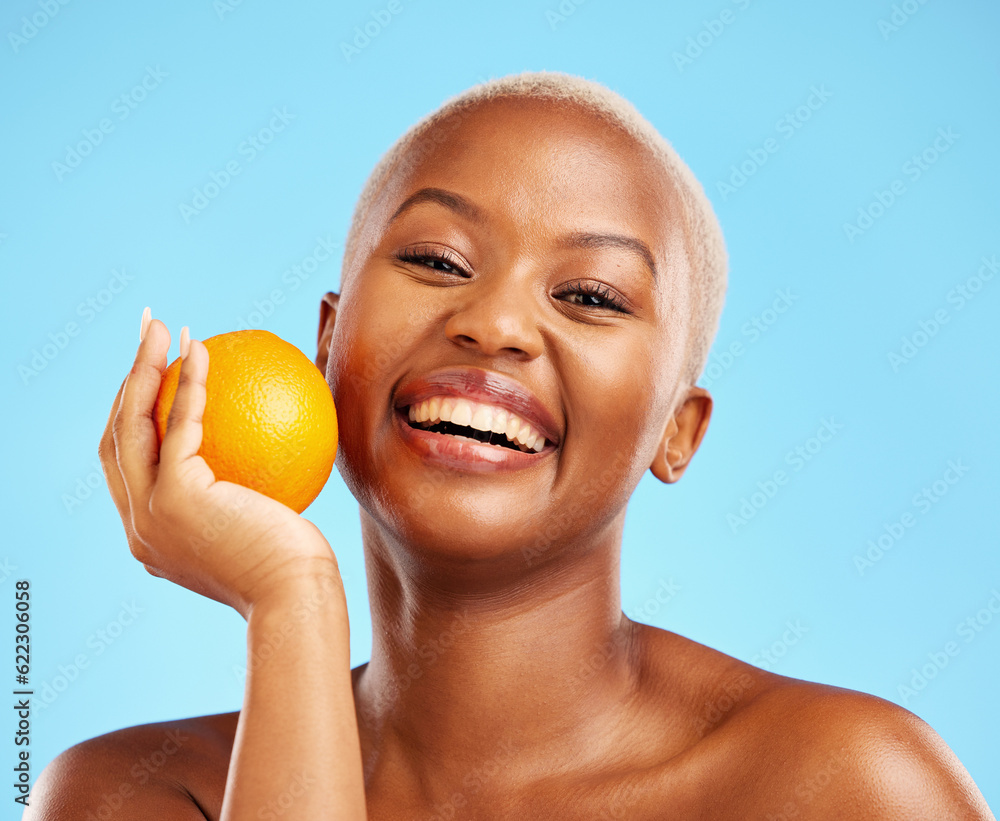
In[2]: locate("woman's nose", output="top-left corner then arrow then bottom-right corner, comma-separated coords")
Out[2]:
443,274 -> 544,361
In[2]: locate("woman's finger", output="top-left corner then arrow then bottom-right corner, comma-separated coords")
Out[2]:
99,377 -> 133,522
101,308 -> 156,532
158,329 -> 213,489
114,314 -> 171,513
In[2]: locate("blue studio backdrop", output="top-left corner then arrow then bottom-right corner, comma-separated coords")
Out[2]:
3,0 -> 998,815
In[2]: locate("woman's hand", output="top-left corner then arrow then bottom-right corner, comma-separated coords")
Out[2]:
98,310 -> 343,620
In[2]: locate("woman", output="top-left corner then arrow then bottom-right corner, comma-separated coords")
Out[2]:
27,72 -> 994,820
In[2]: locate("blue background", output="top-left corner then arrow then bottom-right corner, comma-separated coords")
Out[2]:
3,0 -> 998,814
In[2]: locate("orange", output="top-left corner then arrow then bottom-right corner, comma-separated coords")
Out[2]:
152,330 -> 337,513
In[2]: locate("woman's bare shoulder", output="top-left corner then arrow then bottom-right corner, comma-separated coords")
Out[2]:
633,624 -> 995,820
24,710 -> 239,821
720,679 -> 994,820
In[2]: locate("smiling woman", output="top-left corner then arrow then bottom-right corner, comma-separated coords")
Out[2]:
26,71 -> 995,821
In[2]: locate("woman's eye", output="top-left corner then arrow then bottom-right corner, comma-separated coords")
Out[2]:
396,247 -> 468,277
557,282 -> 631,314
566,292 -> 610,308
395,252 -> 629,314
421,256 -> 459,273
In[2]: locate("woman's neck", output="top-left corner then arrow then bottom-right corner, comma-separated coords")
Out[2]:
352,508 -> 644,799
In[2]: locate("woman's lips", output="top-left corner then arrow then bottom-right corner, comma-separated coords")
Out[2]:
394,367 -> 562,448
393,407 -> 554,474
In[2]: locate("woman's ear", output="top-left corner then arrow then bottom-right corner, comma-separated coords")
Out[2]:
315,291 -> 340,377
650,387 -> 713,484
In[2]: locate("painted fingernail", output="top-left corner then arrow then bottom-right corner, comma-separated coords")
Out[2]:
139,307 -> 151,342
180,326 -> 191,360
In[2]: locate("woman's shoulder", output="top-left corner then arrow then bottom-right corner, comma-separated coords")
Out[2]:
24,710 -> 239,820
632,623 -> 995,820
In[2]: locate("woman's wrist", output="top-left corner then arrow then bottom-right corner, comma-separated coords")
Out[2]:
245,557 -> 349,626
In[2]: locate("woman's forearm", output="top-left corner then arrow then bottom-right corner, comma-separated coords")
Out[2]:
220,568 -> 366,821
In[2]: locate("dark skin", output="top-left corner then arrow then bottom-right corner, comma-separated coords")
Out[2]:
27,98 -> 994,820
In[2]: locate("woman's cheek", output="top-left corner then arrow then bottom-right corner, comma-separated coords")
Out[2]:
332,289 -> 401,397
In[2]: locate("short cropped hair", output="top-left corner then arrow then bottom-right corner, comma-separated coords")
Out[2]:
341,70 -> 728,390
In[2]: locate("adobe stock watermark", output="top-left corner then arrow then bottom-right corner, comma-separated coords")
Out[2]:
214,0 -> 249,21
751,619 -> 808,671
672,0 -> 757,72
257,771 -> 316,820
178,106 -> 295,223
388,610 -> 472,695
51,66 -> 169,182
358,611 -> 473,716
341,0 -> 404,63
523,449 -> 630,566
716,85 -> 833,202
35,601 -> 145,712
595,780 -> 643,821
346,299 -> 439,404
624,577 -> 681,624
7,0 -> 72,54
186,437 -> 306,558
886,255 -> 996,372
574,579 -> 681,684
575,628 -> 630,685
726,418 -> 844,534
392,94 -> 483,179
896,588 -> 1000,707
426,737 -> 519,821
699,288 -> 799,388
877,0 -> 933,40
233,580 -> 352,683
853,459 -> 969,576
234,235 -> 340,330
17,268 -> 136,386
82,728 -> 189,821
0,559 -> 16,586
694,669 -> 756,736
62,461 -> 106,514
546,0 -> 588,31
842,126 -> 959,242
189,493 -> 255,559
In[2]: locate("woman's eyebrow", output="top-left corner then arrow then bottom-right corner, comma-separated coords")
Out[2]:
388,187 -> 657,284
559,231 -> 657,284
389,187 -> 484,226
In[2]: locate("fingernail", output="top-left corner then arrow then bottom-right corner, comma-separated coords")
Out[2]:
180,326 -> 191,360
139,307 -> 151,342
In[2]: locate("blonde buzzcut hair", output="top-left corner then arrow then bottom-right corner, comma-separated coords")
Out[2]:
340,70 -> 728,389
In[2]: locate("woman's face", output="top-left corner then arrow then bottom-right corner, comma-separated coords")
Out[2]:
321,97 -> 703,566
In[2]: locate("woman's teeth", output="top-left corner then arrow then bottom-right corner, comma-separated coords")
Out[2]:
407,396 -> 547,452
